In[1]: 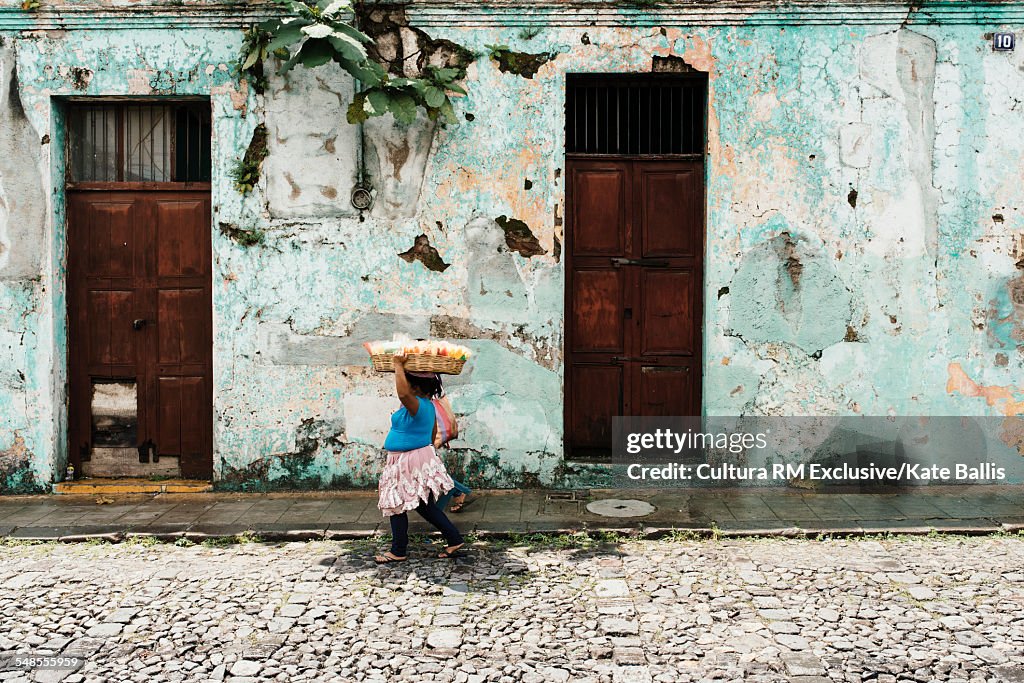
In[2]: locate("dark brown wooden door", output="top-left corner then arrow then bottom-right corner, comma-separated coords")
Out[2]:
68,191 -> 212,478
565,159 -> 704,459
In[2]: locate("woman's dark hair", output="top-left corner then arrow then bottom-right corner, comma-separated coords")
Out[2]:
407,372 -> 443,399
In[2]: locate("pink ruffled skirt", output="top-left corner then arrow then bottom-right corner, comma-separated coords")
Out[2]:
378,445 -> 455,517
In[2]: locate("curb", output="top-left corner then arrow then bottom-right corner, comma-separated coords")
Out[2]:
1,521 -> 1021,544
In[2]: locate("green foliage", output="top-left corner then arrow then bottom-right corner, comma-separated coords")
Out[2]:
230,158 -> 262,196
236,530 -> 264,544
230,123 -> 269,196
219,221 -> 266,247
238,26 -> 272,94
665,527 -> 708,542
20,0 -> 40,10
346,66 -> 465,125
125,535 -> 160,547
486,43 -> 510,60
239,0 -> 470,125
0,537 -> 46,547
495,530 -> 629,550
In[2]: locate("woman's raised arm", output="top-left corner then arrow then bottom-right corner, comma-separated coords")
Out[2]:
393,353 -> 419,415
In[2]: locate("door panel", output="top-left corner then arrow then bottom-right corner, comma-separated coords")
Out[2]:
84,202 -> 137,277
640,269 -> 695,357
86,290 -> 137,370
638,164 -> 702,257
571,268 -> 626,353
156,375 -> 207,476
69,191 -> 212,478
157,288 -> 208,365
566,158 -> 704,460
569,363 -> 625,456
570,165 -> 628,255
155,199 -> 207,277
637,365 -> 694,417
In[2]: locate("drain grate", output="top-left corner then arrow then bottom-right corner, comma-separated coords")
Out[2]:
541,490 -> 591,514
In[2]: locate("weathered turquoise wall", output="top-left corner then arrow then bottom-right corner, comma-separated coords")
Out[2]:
1,1 -> 1023,491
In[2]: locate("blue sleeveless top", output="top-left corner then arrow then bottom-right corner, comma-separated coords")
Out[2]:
383,397 -> 435,452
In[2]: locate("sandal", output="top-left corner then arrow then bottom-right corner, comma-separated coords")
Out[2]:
449,495 -> 474,513
374,552 -> 408,564
437,543 -> 465,559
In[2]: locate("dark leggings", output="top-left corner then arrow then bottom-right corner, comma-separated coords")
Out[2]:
390,493 -> 463,557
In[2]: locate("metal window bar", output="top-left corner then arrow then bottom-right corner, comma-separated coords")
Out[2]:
115,106 -> 123,182
566,76 -> 706,156
68,102 -> 209,183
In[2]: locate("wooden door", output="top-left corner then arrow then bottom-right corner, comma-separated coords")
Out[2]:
565,159 -> 704,459
68,191 -> 213,478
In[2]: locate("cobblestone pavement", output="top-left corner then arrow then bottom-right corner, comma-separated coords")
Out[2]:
1,536 -> 1023,683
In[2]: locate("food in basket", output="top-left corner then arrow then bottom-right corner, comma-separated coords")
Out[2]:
363,339 -> 472,374
363,340 -> 472,360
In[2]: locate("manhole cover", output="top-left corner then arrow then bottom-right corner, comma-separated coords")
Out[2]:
586,499 -> 655,518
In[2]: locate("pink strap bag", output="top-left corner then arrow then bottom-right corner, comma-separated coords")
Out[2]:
432,396 -> 459,448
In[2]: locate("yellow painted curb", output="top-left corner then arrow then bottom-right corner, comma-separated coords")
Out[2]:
54,479 -> 212,495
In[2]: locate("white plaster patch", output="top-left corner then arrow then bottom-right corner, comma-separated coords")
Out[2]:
840,122 -> 872,168
0,178 -> 9,271
341,395 -> 393,446
363,111 -> 437,220
264,61 -> 359,219
750,91 -> 779,122
126,68 -> 156,94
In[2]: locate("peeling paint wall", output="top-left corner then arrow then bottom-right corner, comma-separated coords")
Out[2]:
2,2 -> 1024,491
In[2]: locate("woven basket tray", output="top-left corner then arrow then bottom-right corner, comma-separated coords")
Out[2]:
370,352 -> 467,375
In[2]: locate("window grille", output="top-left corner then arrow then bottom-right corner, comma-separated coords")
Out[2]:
566,74 -> 707,156
67,102 -> 211,183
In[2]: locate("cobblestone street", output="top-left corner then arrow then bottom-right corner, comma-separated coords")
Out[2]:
1,536 -> 1023,683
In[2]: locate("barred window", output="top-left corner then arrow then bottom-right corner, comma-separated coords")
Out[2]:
67,102 -> 211,183
566,74 -> 707,156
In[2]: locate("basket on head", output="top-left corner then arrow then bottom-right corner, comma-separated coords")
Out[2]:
370,352 -> 466,375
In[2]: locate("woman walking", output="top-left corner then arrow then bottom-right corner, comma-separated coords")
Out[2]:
375,353 -> 464,564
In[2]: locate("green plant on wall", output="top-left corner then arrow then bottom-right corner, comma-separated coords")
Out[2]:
230,124 -> 269,195
240,0 -> 468,125
238,26 -> 279,94
230,158 -> 262,195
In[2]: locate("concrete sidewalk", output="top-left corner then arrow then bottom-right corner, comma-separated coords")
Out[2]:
0,486 -> 1022,542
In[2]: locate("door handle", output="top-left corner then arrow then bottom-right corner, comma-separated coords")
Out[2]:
611,258 -> 669,267
132,318 -> 148,330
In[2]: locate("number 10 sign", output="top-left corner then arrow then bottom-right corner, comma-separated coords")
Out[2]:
994,33 -> 1015,51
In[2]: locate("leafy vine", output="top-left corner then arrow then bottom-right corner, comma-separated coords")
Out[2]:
239,0 -> 469,125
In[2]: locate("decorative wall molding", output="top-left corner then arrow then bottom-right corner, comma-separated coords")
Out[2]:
404,2 -> 1024,27
0,1 -> 1021,31
0,3 -> 280,30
